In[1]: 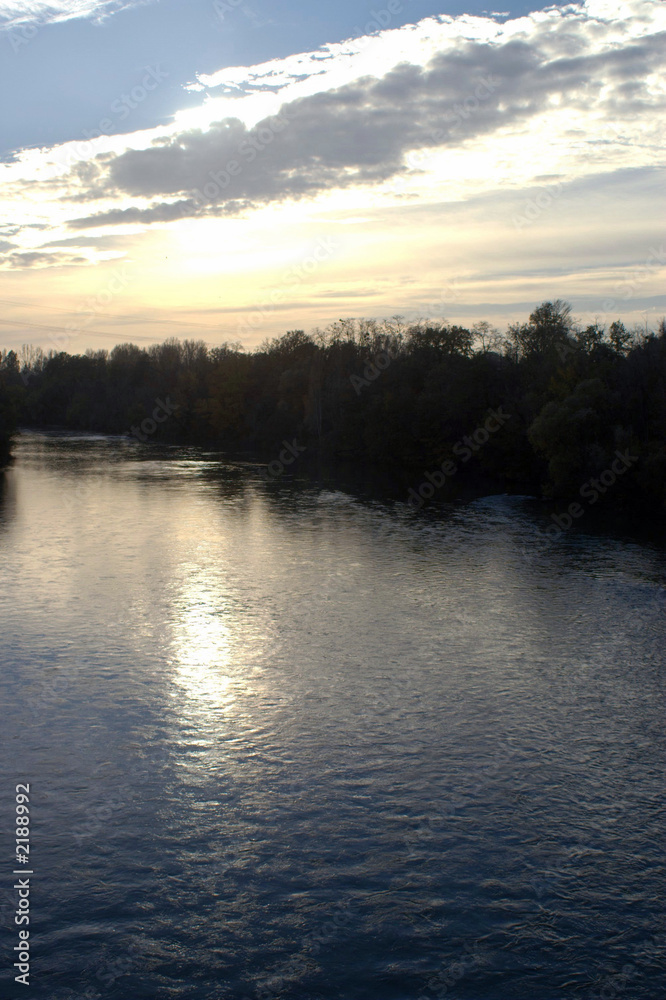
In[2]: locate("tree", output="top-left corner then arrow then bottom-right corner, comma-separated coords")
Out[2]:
507,300 -> 573,359
609,321 -> 633,355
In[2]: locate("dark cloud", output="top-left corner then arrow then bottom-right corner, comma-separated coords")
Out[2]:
70,197 -> 252,228
67,24 -> 666,229
0,223 -> 48,235
39,233 -> 136,249
0,250 -> 88,269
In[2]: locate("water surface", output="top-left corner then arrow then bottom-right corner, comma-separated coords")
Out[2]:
1,432 -> 664,999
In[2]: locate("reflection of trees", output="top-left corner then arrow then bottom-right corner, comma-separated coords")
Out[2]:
0,349 -> 20,468
0,470 -> 17,532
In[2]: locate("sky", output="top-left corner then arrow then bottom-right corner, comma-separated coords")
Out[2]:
0,0 -> 664,353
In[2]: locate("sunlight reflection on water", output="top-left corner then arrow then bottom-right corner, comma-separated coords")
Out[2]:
0,432 -> 665,1000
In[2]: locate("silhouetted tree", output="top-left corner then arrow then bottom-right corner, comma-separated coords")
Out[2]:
4,304 -> 665,508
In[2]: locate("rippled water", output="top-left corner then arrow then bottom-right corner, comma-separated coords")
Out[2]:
1,432 -> 664,999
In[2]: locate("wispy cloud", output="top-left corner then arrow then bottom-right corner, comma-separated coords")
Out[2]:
0,249 -> 88,268
0,0 -> 146,29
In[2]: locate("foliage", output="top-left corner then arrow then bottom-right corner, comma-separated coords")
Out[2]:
2,303 -> 665,507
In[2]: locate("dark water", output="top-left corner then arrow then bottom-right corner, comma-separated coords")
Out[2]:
1,432 -> 664,1000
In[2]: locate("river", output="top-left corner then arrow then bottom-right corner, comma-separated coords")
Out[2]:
1,431 -> 664,999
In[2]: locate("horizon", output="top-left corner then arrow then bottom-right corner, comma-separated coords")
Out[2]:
1,299 -> 663,364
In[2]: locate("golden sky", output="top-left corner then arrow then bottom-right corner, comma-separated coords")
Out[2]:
1,0 -> 665,353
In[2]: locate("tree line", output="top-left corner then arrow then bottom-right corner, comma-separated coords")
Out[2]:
1,301 -> 665,508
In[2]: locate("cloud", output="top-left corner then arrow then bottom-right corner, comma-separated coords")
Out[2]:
0,223 -> 49,236
0,0 -> 143,28
63,1 -> 666,229
39,233 -> 132,248
69,196 -> 253,228
0,250 -> 88,268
